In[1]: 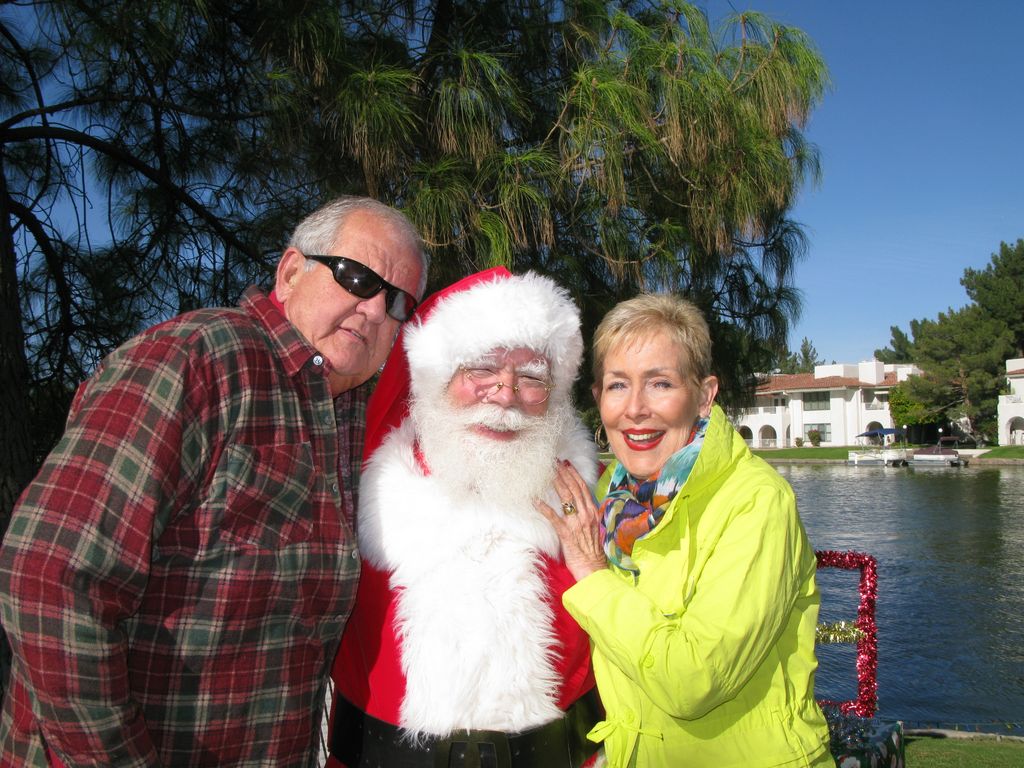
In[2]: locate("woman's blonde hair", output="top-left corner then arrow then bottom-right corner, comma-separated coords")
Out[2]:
592,294 -> 713,385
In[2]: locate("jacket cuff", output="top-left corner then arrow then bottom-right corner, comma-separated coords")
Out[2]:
563,569 -> 622,631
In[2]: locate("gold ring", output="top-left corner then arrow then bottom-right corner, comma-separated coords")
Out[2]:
561,501 -> 577,516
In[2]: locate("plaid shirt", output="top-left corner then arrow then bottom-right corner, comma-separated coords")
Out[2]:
0,288 -> 366,767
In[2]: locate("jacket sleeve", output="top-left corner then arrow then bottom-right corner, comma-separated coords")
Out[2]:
0,335 -> 202,766
563,481 -> 807,720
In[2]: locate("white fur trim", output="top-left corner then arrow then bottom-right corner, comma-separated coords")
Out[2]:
356,418 -> 597,736
403,272 -> 583,402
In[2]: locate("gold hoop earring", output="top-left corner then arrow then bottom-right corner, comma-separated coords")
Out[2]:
594,423 -> 609,451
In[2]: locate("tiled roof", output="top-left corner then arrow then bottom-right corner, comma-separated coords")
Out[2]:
1008,368 -> 1024,376
756,371 -> 899,393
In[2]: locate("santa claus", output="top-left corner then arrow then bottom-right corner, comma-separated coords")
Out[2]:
328,268 -> 601,767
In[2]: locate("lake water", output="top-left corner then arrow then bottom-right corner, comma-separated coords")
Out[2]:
775,462 -> 1024,733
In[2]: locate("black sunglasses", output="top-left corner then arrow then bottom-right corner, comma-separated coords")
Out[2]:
305,255 -> 418,322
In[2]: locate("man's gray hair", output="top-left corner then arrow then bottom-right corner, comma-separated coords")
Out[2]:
289,196 -> 430,298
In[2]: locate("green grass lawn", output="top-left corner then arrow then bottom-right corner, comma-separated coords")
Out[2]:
617,445 -> 1024,462
905,733 -> 1024,766
751,445 -> 1024,461
978,445 -> 1024,459
752,446 -> 852,459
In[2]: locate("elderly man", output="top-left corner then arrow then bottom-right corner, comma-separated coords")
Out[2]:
0,196 -> 427,767
328,268 -> 601,768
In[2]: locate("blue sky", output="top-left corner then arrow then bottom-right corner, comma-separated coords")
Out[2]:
703,0 -> 1024,364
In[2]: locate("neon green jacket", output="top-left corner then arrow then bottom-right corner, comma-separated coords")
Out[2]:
564,406 -> 832,767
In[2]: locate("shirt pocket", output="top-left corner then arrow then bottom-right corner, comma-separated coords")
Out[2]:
217,442 -> 316,549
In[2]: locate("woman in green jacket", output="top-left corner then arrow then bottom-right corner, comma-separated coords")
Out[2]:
538,294 -> 832,767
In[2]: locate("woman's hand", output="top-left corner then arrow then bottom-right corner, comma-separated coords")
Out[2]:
535,460 -> 607,582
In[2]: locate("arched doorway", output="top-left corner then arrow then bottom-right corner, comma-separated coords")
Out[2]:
759,425 -> 777,449
738,426 -> 753,445
1008,416 -> 1024,445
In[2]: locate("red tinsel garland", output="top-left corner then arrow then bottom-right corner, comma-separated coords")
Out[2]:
815,549 -> 878,718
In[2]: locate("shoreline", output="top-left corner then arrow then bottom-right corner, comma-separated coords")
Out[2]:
760,456 -> 1024,465
905,728 -> 1024,743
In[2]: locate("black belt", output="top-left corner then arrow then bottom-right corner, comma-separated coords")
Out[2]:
331,687 -> 602,768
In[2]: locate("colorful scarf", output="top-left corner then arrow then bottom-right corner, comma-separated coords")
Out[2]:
600,416 -> 710,575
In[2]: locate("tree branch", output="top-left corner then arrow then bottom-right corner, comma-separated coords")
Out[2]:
3,126 -> 257,261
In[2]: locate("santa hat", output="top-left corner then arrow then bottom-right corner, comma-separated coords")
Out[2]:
362,268 -> 583,460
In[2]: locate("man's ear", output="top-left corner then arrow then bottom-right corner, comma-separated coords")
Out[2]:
275,248 -> 306,301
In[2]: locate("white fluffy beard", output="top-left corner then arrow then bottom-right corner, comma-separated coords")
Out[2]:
410,393 -> 572,507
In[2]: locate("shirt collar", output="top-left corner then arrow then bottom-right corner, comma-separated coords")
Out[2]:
242,286 -> 324,380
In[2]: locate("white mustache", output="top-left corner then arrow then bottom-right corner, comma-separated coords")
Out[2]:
458,403 -> 536,433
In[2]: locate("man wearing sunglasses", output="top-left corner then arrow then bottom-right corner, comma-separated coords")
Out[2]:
0,196 -> 427,767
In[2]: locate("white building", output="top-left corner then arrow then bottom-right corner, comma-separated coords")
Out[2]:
733,361 -> 920,448
997,358 -> 1024,446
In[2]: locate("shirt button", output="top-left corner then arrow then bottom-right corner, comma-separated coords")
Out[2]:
321,414 -> 333,426
312,354 -> 324,366
331,482 -> 339,494
351,550 -> 359,560
643,654 -> 655,669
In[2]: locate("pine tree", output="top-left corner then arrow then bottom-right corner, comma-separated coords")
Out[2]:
2,1 -> 830,510
961,239 -> 1024,356
903,306 -> 1014,440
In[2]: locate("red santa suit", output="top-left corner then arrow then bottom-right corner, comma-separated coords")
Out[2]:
328,269 -> 601,767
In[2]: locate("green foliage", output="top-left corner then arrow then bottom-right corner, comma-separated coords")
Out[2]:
794,437 -> 804,448
961,239 -> 1024,356
886,383 -> 931,428
1,1 -> 830,507
874,325 -> 915,363
807,429 -> 821,446
880,238 -> 1023,442
776,336 -> 823,373
2,0 -> 326,512
903,305 -> 1014,440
